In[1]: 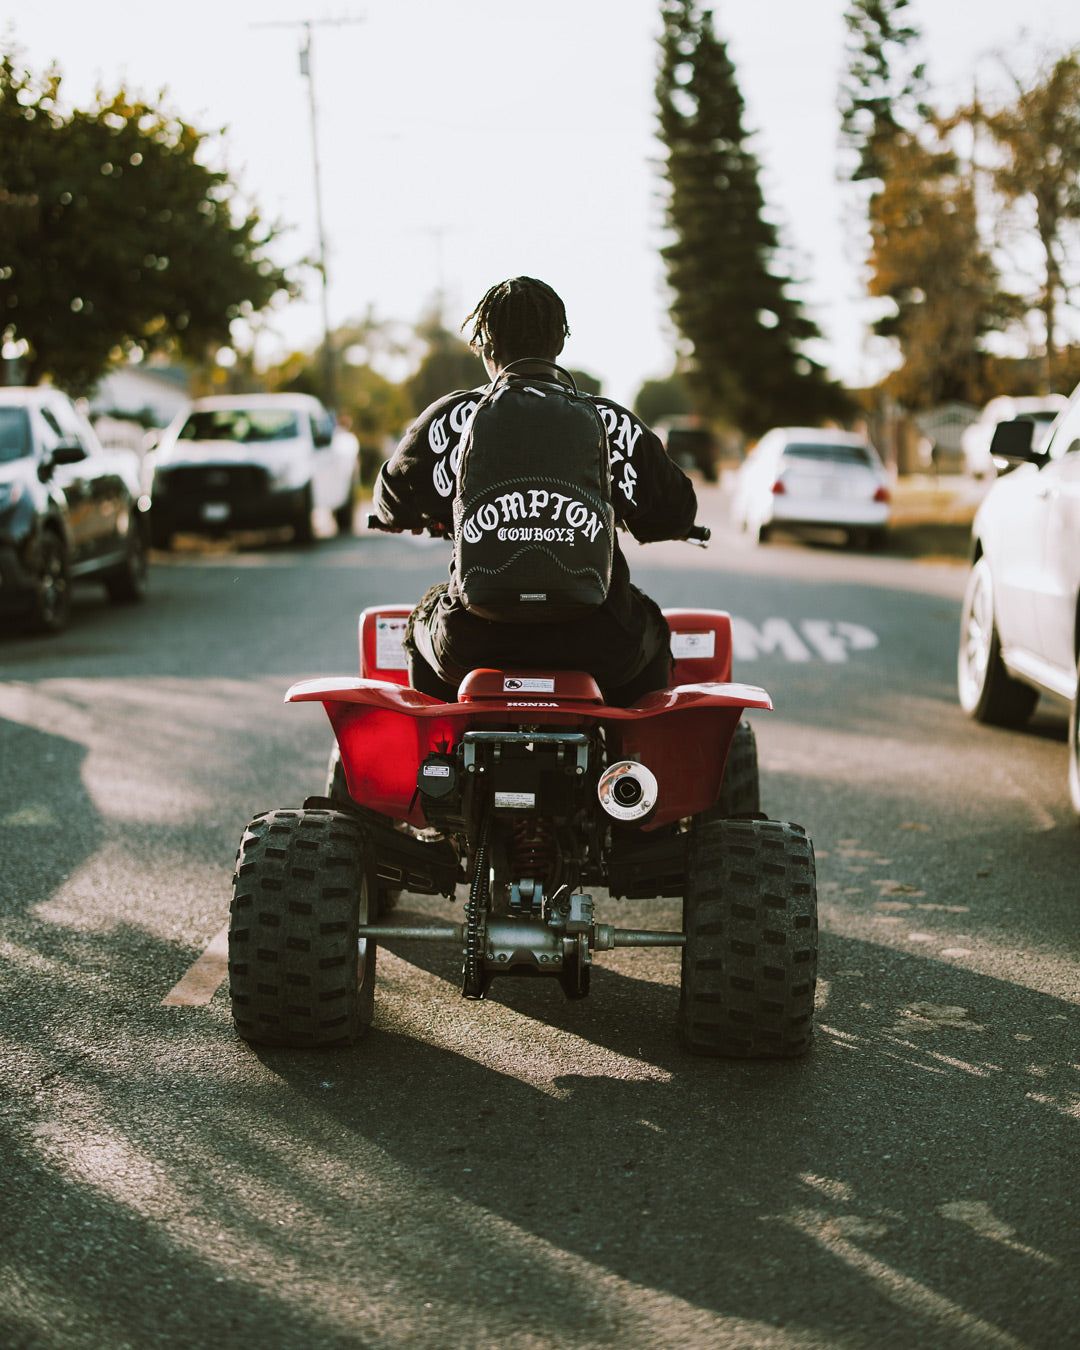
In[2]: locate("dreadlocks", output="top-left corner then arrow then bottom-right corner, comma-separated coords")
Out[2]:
462,277 -> 571,364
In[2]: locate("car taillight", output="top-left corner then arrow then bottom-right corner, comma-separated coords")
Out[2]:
770,479 -> 786,495
873,485 -> 891,504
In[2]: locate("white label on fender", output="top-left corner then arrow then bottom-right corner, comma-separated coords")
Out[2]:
502,677 -> 555,693
671,631 -> 716,659
375,617 -> 409,670
495,791 -> 535,809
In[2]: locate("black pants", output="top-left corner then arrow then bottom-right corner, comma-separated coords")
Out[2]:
408,641 -> 672,707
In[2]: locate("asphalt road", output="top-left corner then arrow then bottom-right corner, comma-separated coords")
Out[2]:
1,486 -> 1077,1350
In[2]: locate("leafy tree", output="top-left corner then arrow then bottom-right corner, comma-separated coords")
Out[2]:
868,131 -> 1017,407
633,370 -> 692,425
0,51 -> 293,393
839,0 -> 929,183
566,368 -> 602,396
839,3 -> 1015,406
978,52 -> 1080,390
656,0 -> 850,436
264,317 -> 413,484
405,309 -> 487,413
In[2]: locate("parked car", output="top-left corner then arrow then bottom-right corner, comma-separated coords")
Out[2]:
961,394 -> 1067,479
730,426 -> 891,548
149,393 -> 360,548
957,383 -> 1080,815
0,387 -> 150,634
656,417 -> 719,482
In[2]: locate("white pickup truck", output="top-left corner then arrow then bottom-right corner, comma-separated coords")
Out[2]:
149,392 -> 360,547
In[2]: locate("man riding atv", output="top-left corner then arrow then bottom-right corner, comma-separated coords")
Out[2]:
372,276 -> 698,705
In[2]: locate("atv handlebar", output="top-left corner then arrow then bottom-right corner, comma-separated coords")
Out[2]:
367,513 -> 710,547
367,514 -> 449,538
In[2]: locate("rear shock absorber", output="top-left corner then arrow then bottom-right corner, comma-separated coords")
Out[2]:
511,817 -> 554,879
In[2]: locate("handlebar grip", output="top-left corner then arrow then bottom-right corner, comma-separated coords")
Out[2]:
686,524 -> 711,544
366,513 -> 449,539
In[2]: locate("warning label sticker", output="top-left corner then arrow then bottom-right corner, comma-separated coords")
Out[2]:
375,616 -> 409,670
671,631 -> 716,660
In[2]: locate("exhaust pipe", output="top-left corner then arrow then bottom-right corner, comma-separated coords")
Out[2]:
597,760 -> 658,822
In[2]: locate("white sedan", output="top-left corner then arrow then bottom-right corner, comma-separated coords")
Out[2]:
730,426 -> 891,548
957,382 -> 1080,815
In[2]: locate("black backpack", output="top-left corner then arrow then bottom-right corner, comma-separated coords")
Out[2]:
452,361 -> 615,624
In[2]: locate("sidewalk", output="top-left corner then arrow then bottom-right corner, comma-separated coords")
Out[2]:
887,474 -> 990,528
883,474 -> 988,560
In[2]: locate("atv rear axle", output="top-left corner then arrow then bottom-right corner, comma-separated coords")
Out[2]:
356,922 -> 686,948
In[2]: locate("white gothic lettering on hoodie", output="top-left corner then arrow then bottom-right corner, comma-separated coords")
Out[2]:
427,393 -> 642,508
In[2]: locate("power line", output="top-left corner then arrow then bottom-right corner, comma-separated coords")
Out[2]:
253,14 -> 364,407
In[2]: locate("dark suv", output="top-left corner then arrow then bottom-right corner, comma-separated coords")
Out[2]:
0,387 -> 150,634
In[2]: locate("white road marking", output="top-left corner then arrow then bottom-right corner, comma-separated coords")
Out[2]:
161,923 -> 229,1007
732,618 -> 879,662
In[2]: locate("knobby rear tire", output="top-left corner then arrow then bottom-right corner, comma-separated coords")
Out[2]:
679,817 -> 817,1058
698,720 -> 760,823
325,745 -> 401,914
228,807 -> 375,1047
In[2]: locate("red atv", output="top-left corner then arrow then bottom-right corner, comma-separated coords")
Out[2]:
227,531 -> 818,1058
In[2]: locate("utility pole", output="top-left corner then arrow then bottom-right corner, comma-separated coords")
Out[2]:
254,14 -> 363,408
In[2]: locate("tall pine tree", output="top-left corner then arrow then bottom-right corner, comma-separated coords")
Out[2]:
656,0 -> 848,435
838,0 -> 928,183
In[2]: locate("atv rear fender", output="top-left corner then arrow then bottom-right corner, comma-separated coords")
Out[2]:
286,606 -> 768,830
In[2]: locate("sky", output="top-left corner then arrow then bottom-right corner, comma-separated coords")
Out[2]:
5,0 -> 1080,406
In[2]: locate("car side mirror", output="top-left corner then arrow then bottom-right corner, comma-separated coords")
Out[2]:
988,418 -> 1042,466
49,439 -> 89,466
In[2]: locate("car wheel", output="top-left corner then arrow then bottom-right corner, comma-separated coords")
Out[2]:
848,527 -> 886,551
333,464 -> 359,535
293,484 -> 315,545
150,519 -> 173,551
27,529 -> 71,634
104,516 -> 149,603
957,556 -> 1039,726
1069,654 -> 1080,820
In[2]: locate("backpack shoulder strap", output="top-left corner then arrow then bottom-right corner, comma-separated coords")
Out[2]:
496,358 -> 578,393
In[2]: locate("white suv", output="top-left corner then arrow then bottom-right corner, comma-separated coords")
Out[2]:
149,393 -> 360,547
957,384 -> 1080,813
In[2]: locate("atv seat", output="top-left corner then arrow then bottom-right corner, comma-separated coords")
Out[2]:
456,668 -> 605,703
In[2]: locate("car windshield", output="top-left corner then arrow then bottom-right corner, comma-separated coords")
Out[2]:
0,407 -> 32,464
782,443 -> 874,468
178,409 -> 300,444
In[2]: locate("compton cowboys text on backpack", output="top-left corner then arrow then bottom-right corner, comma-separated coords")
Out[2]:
452,361 -> 615,624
